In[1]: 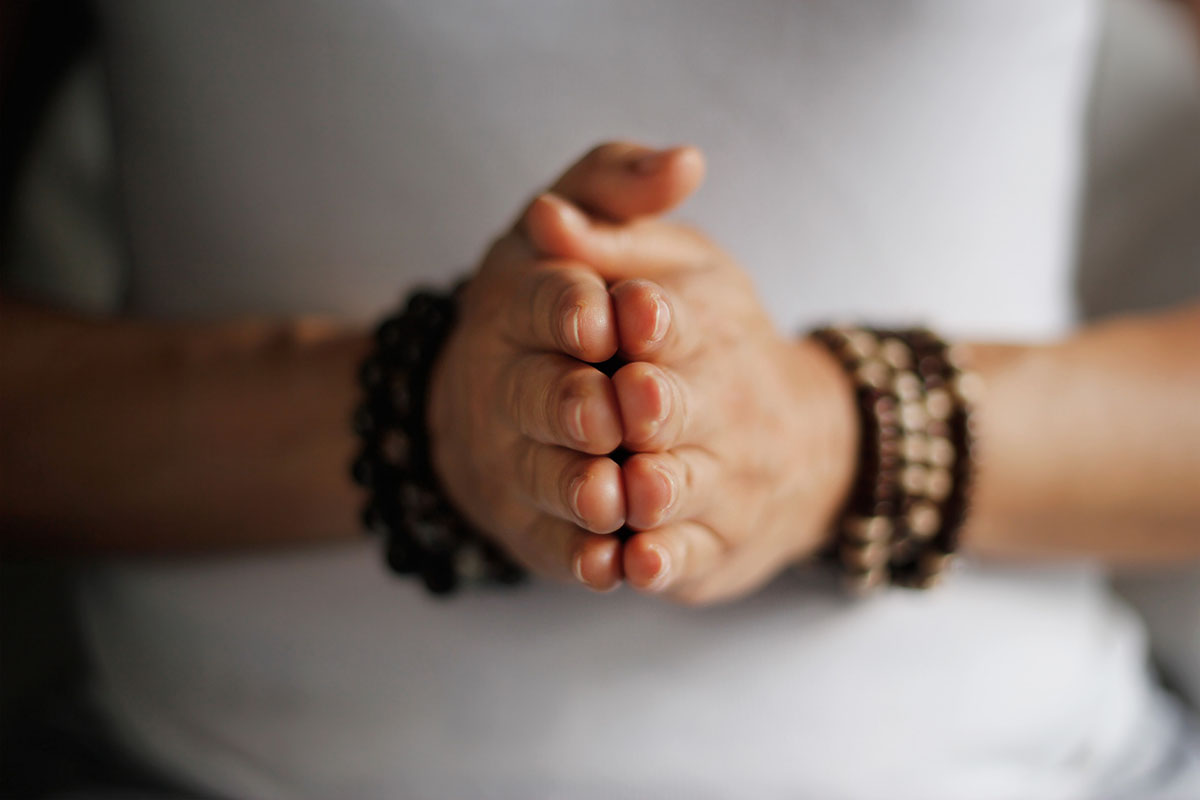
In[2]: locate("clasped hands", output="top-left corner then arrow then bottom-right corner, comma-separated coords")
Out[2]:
429,143 -> 858,605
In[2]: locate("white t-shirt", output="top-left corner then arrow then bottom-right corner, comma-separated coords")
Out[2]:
82,2 -> 1199,797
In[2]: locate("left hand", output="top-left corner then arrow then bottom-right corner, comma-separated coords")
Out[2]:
523,177 -> 860,605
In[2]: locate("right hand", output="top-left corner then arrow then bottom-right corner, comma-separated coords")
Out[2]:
427,143 -> 705,591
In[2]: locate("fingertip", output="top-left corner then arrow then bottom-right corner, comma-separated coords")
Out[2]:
574,535 -> 624,592
574,374 -> 624,454
623,453 -> 677,530
573,457 -> 626,534
525,193 -> 588,259
611,279 -> 671,358
569,289 -> 619,363
623,534 -> 672,592
672,145 -> 707,192
626,145 -> 707,211
613,362 -> 671,448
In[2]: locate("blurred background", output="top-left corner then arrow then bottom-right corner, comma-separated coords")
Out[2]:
1,0 -> 1198,789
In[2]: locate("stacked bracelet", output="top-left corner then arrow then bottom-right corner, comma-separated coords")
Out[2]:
811,326 -> 979,594
351,287 -> 524,595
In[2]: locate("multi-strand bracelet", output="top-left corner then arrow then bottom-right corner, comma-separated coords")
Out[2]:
810,326 -> 979,595
350,287 -> 524,595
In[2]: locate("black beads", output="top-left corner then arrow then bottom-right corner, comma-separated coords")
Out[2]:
352,285 -> 524,595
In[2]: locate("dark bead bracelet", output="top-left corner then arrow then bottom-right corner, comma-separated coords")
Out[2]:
350,286 -> 524,595
810,326 -> 979,595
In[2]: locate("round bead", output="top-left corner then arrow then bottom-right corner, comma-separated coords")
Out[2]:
900,402 -> 928,431
380,429 -> 411,466
906,501 -> 941,539
928,437 -> 956,468
400,482 -> 438,515
841,541 -> 890,570
926,467 -> 953,501
843,329 -> 878,361
901,464 -> 929,495
856,358 -> 890,390
375,318 -> 405,349
901,434 -> 929,463
405,290 -> 439,317
952,371 -> 985,405
388,376 -> 412,418
358,357 -> 385,389
945,343 -> 970,370
844,515 -> 893,543
892,371 -> 922,402
880,338 -> 912,370
925,388 -> 953,420
454,543 -> 488,581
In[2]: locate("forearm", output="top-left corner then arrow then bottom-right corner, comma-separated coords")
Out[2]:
964,302 -> 1200,564
0,301 -> 368,555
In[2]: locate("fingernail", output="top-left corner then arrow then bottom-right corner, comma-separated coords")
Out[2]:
565,306 -> 583,352
634,386 -> 667,442
631,149 -> 672,175
573,552 -> 588,584
645,543 -> 671,589
643,375 -> 670,435
566,398 -> 587,443
652,464 -> 677,520
568,473 -> 589,522
545,192 -> 587,232
648,296 -> 670,344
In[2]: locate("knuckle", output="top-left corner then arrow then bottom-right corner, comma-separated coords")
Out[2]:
541,368 -> 569,439
502,361 -> 529,432
514,440 -> 540,500
666,372 -> 690,442
678,453 -> 699,498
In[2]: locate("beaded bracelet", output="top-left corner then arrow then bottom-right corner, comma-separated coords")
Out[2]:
810,326 -> 979,594
351,287 -> 524,595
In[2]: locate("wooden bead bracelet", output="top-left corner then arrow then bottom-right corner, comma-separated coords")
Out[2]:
810,326 -> 979,594
351,287 -> 524,595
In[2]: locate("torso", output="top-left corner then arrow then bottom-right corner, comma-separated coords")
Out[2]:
84,2 -> 1190,797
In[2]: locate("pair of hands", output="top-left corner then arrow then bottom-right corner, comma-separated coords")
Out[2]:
429,144 -> 857,605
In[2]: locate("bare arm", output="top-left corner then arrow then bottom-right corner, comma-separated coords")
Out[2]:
523,185 -> 1200,603
0,300 -> 368,555
965,303 -> 1200,564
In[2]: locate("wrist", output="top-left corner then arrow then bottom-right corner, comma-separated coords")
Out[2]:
787,336 -> 861,559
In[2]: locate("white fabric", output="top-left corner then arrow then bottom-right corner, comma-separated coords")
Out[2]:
82,1 -> 1199,797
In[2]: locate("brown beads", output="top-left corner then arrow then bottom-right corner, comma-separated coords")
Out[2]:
811,326 -> 979,594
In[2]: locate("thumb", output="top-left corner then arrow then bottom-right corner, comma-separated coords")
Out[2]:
524,142 -> 705,228
523,193 -> 719,281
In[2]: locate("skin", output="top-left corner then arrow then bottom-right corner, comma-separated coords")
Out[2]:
521,146 -> 1200,603
426,144 -> 706,588
3,146 -> 1199,604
